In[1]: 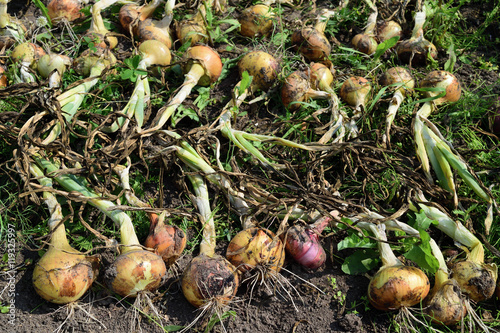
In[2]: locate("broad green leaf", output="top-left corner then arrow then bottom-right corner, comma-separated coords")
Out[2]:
239,71 -> 253,96
404,230 -> 440,274
444,43 -> 457,73
341,249 -> 380,275
337,231 -> 377,251
373,36 -> 400,62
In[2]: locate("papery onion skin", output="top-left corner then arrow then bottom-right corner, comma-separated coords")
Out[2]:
396,38 -> 438,66
48,0 -> 86,23
352,33 -> 378,55
239,4 -> 276,38
377,20 -> 402,42
238,51 -> 280,91
138,39 -> 172,67
144,221 -> 187,266
175,20 -> 207,46
11,42 -> 46,70
226,227 -> 285,276
339,76 -> 372,108
368,265 -> 430,311
0,66 -> 7,87
309,62 -> 335,90
291,27 -> 331,62
419,70 -> 461,105
136,19 -> 173,49
281,70 -> 311,111
450,260 -> 497,302
284,225 -> 326,270
424,279 -> 466,326
379,67 -> 414,96
184,45 -> 223,86
182,253 -> 239,308
33,246 -> 100,304
37,54 -> 72,79
105,250 -> 167,297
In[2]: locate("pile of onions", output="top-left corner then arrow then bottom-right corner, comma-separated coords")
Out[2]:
41,47 -> 116,144
141,45 -> 222,134
182,173 -> 239,309
357,221 -> 430,311
30,163 -> 99,304
410,193 -> 498,303
47,0 -> 89,23
239,4 -> 277,38
105,39 -> 171,133
113,161 -> 187,266
34,156 -> 167,298
396,8 -> 437,66
351,0 -> 378,55
379,66 -> 414,145
291,8 -> 336,62
37,53 -> 72,88
11,42 -> 46,83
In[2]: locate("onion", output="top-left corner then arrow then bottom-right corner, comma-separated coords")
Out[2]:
135,0 -> 174,48
226,227 -> 285,279
281,69 -> 330,111
284,212 -> 333,269
11,42 -> 46,83
377,20 -> 402,42
37,53 -> 72,88
48,0 -> 89,23
30,164 -> 99,304
418,70 -> 461,110
182,173 -> 239,309
0,65 -> 7,88
291,8 -> 335,61
175,3 -> 208,45
425,279 -> 466,325
379,67 -> 414,145
396,9 -> 437,66
339,76 -> 372,117
239,4 -> 276,38
119,0 -> 161,33
357,222 -> 430,311
85,0 -> 128,50
351,3 -> 378,55
34,156 -> 167,298
237,50 -> 280,92
142,45 -> 222,133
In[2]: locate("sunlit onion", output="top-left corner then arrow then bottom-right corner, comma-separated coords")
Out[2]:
238,50 -> 280,92
377,20 -> 402,42
424,278 -> 466,325
291,9 -> 335,61
339,76 -> 372,117
239,4 -> 276,38
450,260 -> 497,302
281,69 -> 330,111
419,70 -> 461,106
396,10 -> 437,65
48,0 -> 89,23
144,215 -> 187,266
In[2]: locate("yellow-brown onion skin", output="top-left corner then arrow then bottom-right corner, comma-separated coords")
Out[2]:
144,223 -> 187,266
136,19 -> 173,49
105,250 -> 167,297
396,38 -> 438,66
238,51 -> 280,91
32,246 -> 99,304
424,279 -> 466,326
291,27 -> 331,62
352,33 -> 378,55
419,70 -> 461,105
377,20 -> 402,42
0,66 -> 7,88
450,260 -> 497,302
379,67 -> 415,96
182,253 -> 239,308
309,62 -> 335,91
138,39 -> 172,67
368,265 -> 430,311
339,76 -> 372,108
175,20 -> 207,46
226,228 -> 285,276
11,43 -> 46,70
281,70 -> 311,111
48,0 -> 85,23
239,4 -> 276,38
184,45 -> 223,86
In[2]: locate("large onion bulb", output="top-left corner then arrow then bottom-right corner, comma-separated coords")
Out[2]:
450,260 -> 497,302
238,51 -> 280,92
239,4 -> 276,38
424,279 -> 466,325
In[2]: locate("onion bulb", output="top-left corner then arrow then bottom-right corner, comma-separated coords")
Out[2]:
284,213 -> 332,270
396,10 -> 437,66
339,76 -> 372,117
135,0 -> 174,48
11,42 -> 46,83
48,0 -> 89,23
239,4 -> 276,38
226,227 -> 285,279
34,157 -> 167,298
37,53 -> 72,88
119,0 -> 161,33
379,67 -> 414,145
175,6 -> 208,45
30,164 -> 99,305
237,50 -> 280,92
281,69 -> 330,111
351,5 -> 378,55
291,8 -> 335,61
377,20 -> 402,42
0,65 -> 7,88
182,173 -> 239,309
419,70 -> 461,109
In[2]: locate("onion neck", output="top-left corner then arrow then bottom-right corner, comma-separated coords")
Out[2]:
411,11 -> 426,40
416,101 -> 434,118
314,9 -> 335,33
364,10 -> 377,36
357,221 -> 402,268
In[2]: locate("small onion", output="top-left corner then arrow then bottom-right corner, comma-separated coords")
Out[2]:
450,260 -> 497,302
291,9 -> 334,61
226,227 -> 285,278
119,0 -> 160,33
175,10 -> 207,45
396,11 -> 437,65
368,265 -> 430,311
419,70 -> 461,106
138,39 -> 172,67
309,62 -> 335,91
238,51 -> 280,92
136,18 -> 173,49
37,53 -> 72,88
339,76 -> 372,113
239,4 -> 276,38
182,253 -> 239,308
380,67 -> 415,96
183,45 -> 222,86
352,33 -> 378,55
424,279 -> 466,325
11,42 -> 46,70
0,65 -> 7,88
281,70 -> 329,111
144,215 -> 187,266
48,0 -> 88,23
377,20 -> 402,42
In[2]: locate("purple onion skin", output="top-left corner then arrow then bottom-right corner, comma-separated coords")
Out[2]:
285,225 -> 326,270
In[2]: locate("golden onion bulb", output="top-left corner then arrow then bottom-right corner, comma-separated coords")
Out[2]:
183,45 -> 223,86
239,4 -> 276,38
450,260 -> 497,302
237,51 -> 280,92
424,279 -> 466,326
419,70 -> 461,106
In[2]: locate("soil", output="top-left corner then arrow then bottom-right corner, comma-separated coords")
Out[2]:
1,0 -> 500,333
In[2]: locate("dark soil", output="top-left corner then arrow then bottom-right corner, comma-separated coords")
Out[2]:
1,0 -> 500,333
